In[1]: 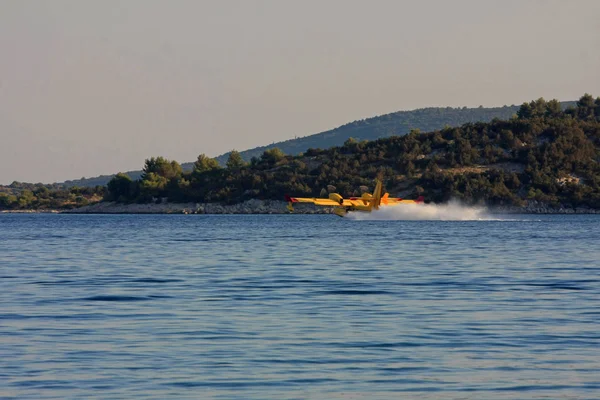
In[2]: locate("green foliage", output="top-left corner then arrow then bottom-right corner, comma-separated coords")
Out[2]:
574,93 -> 597,121
211,103 -> 575,166
344,137 -> 358,146
0,193 -> 17,207
517,97 -> 569,120
96,93 -> 595,209
261,148 -> 286,164
142,157 -> 182,180
226,150 -> 246,170
17,190 -> 36,208
107,173 -> 134,201
0,183 -> 105,210
3,95 -> 599,211
134,157 -> 183,199
193,154 -> 220,175
58,103 -> 575,188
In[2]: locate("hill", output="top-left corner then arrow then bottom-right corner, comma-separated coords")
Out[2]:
60,103 -> 574,188
211,105 -> 527,165
97,95 -> 599,210
3,96 -> 597,212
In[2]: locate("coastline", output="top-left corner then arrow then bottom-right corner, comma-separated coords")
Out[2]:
3,199 -> 598,214
61,199 -> 333,214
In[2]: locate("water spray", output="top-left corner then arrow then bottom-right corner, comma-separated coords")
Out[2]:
346,200 -> 494,221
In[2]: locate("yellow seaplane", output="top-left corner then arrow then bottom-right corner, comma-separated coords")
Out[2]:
285,180 -> 424,217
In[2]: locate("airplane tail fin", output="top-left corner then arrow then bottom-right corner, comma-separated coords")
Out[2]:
381,192 -> 389,205
372,180 -> 383,210
284,195 -> 294,212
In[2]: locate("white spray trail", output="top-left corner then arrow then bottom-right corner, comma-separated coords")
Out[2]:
346,200 -> 495,221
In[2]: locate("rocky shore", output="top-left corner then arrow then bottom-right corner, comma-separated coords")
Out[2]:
492,206 -> 600,214
56,199 -> 599,215
62,199 -> 332,214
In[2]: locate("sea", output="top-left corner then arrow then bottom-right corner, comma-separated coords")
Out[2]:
1,212 -> 599,399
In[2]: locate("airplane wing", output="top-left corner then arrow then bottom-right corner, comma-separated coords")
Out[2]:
383,196 -> 424,205
285,196 -> 356,207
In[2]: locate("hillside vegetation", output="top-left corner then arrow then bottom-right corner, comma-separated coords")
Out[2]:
100,95 -> 600,209
211,105 -> 529,165
60,103 -> 575,188
2,96 -> 598,211
0,183 -> 105,210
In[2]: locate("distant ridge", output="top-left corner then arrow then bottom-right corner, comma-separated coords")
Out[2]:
61,102 -> 575,187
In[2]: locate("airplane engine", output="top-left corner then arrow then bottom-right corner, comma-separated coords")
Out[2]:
328,193 -> 344,205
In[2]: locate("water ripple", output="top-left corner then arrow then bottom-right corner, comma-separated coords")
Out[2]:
1,213 -> 599,399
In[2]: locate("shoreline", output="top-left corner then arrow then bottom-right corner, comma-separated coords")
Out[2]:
61,199 -> 333,214
3,199 -> 599,214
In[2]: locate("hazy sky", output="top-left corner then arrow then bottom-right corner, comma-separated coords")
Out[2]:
1,0 -> 599,184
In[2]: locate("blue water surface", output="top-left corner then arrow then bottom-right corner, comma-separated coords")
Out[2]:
1,214 -> 599,399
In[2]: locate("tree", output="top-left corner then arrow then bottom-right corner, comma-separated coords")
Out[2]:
576,93 -> 596,120
545,99 -> 562,117
344,137 -> 358,147
0,193 -> 16,208
17,190 -> 36,208
226,150 -> 246,170
517,102 -> 533,119
531,98 -> 547,117
16,93 -> 590,209
405,160 -> 416,178
142,157 -> 182,180
193,154 -> 220,174
261,148 -> 285,164
107,173 -> 133,201
139,157 -> 183,199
